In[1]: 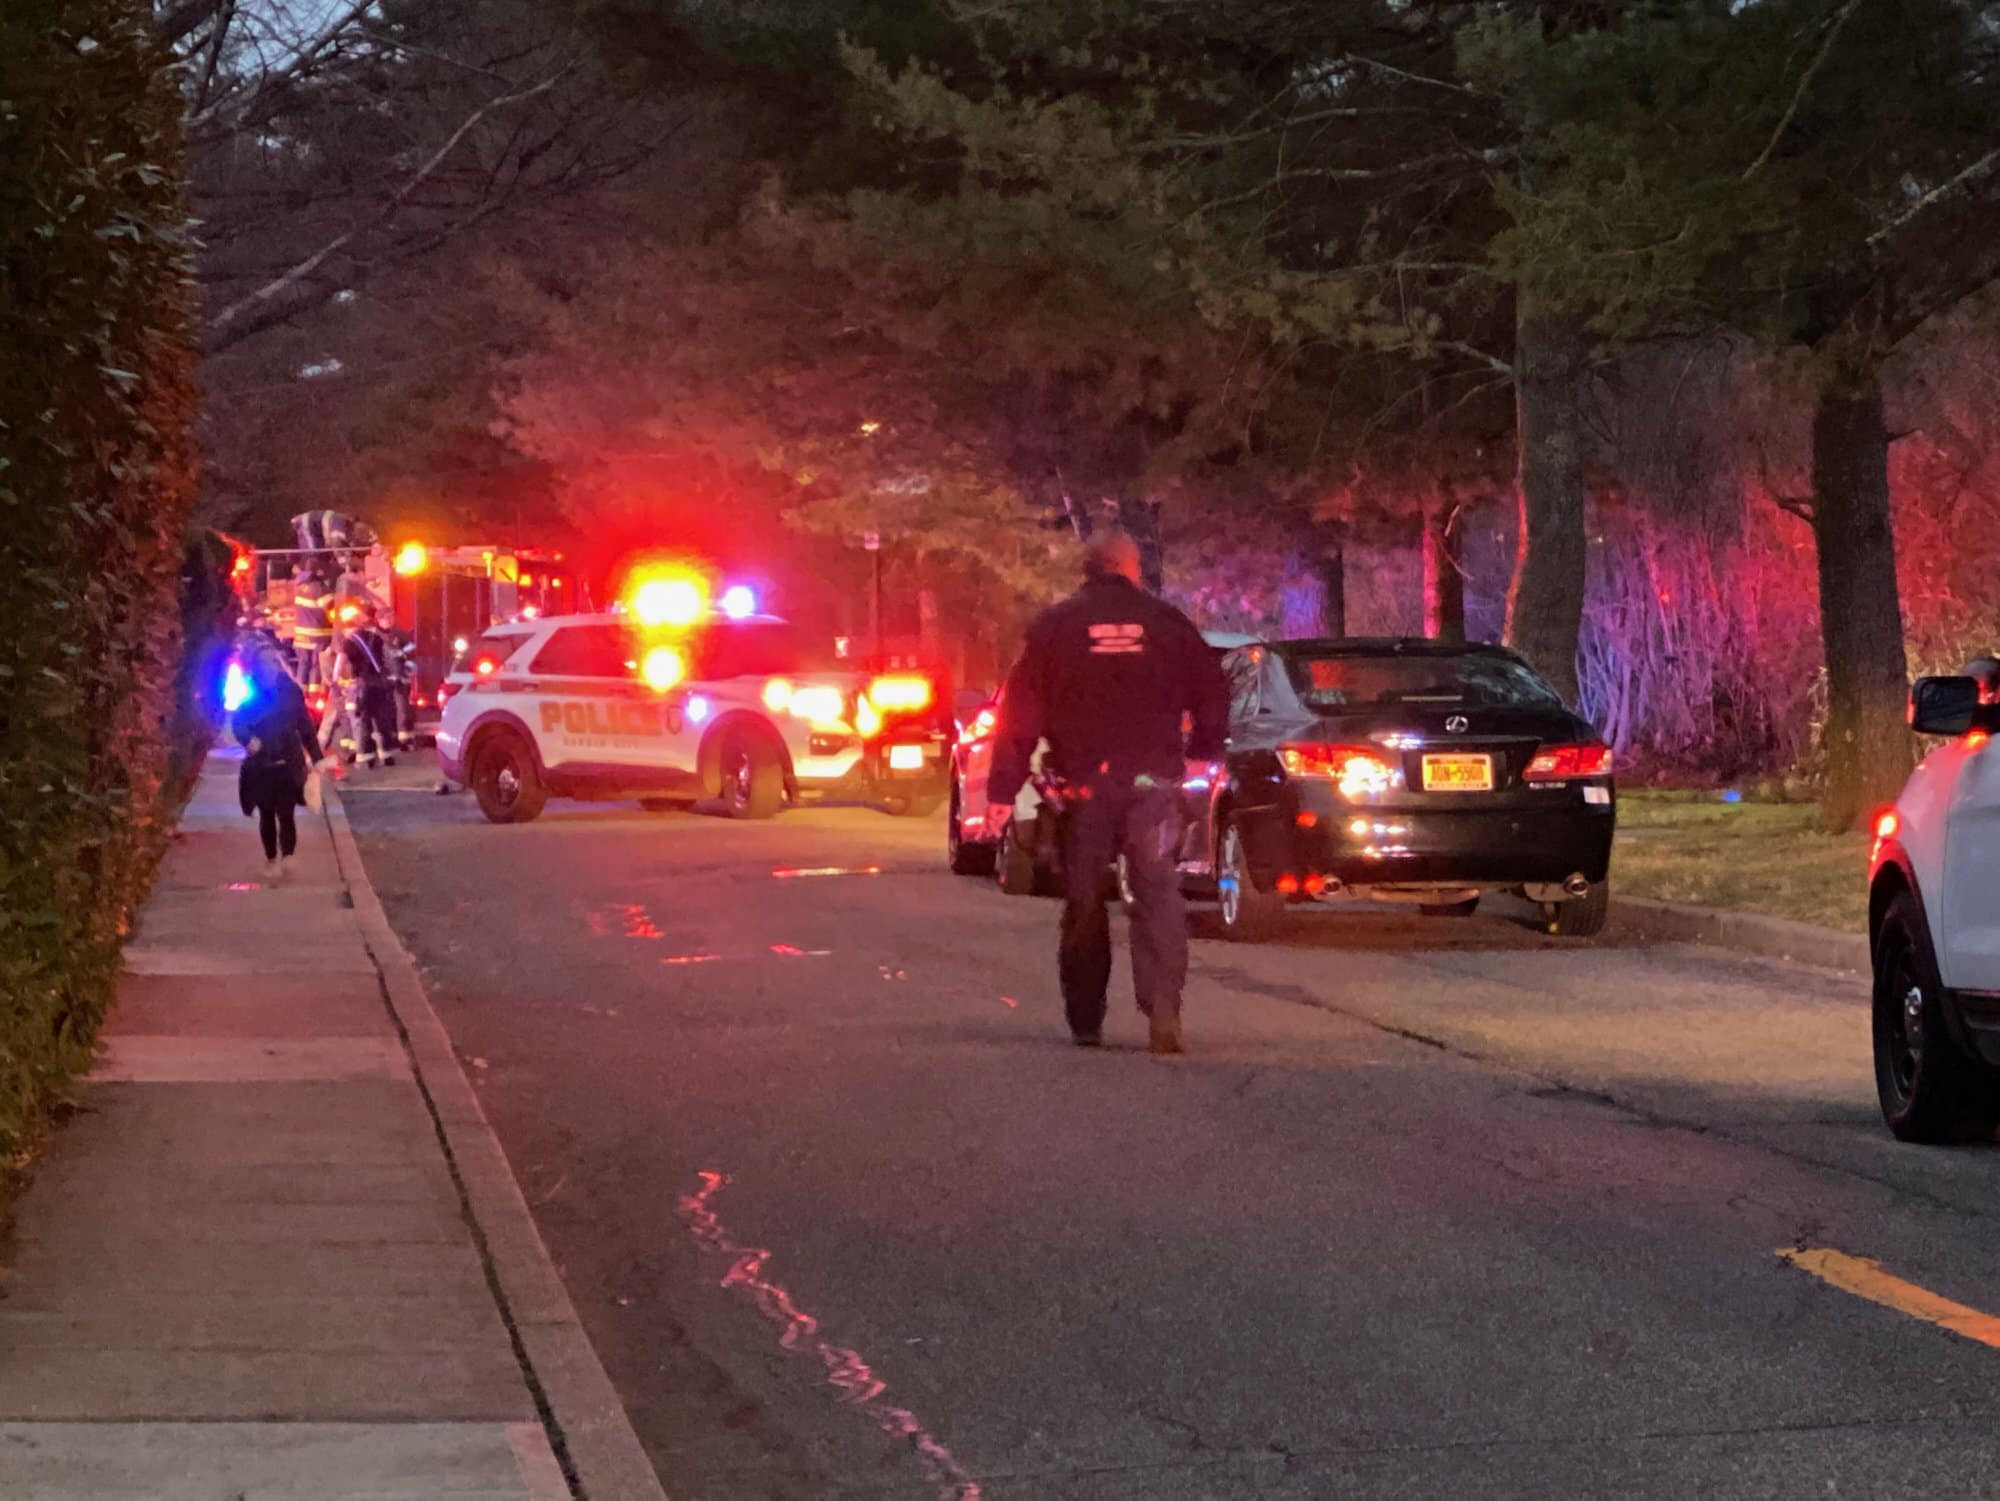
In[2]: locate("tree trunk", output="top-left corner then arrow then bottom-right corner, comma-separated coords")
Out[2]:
1126,498 -> 1166,593
1811,357 -> 1913,833
1422,488 -> 1464,642
1505,310 -> 1589,702
1320,524 -> 1352,636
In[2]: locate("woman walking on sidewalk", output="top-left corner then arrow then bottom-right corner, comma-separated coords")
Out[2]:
232,645 -> 325,882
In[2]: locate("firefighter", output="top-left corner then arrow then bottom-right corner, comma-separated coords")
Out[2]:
987,531 -> 1228,1055
292,564 -> 334,688
342,606 -> 401,768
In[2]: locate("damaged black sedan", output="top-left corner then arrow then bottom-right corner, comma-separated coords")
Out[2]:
1180,639 -> 1616,940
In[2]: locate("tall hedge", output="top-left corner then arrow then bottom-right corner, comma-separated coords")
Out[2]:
0,2 -> 200,1153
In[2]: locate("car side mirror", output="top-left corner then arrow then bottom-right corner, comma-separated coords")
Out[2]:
1910,675 -> 1982,737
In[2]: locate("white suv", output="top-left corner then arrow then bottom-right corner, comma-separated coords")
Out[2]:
1868,669 -> 2000,1141
436,611 -> 950,824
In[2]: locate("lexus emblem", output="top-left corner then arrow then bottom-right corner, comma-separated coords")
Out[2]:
1446,715 -> 1470,734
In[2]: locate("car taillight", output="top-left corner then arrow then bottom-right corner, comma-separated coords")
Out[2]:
1280,743 -> 1395,798
1524,742 -> 1613,780
958,707 -> 997,747
868,674 -> 933,713
436,682 -> 454,707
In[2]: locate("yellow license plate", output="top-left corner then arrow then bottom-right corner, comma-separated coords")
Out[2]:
1422,753 -> 1493,792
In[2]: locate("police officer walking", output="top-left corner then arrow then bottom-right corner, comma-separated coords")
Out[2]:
987,532 -> 1228,1055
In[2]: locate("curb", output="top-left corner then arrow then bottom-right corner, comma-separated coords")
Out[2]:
320,786 -> 668,1501
1613,896 -> 1870,974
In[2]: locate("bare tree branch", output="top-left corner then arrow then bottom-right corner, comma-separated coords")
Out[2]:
1743,0 -> 1865,181
203,72 -> 564,351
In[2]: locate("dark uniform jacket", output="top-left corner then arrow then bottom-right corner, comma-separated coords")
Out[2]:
342,627 -> 391,684
990,575 -> 1228,805
233,674 -> 321,813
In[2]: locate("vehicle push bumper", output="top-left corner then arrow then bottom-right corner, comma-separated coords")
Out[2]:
1235,794 -> 1615,892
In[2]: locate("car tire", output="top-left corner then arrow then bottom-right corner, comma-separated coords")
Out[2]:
1873,891 -> 1997,1143
1541,881 -> 1609,938
1420,896 -> 1481,918
884,791 -> 945,818
718,730 -> 784,820
1217,820 -> 1285,941
471,732 -> 546,825
947,777 -> 996,876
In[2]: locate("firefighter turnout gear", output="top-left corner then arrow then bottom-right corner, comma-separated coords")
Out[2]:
292,569 -> 335,688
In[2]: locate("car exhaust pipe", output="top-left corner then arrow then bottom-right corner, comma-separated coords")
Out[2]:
1563,873 -> 1590,898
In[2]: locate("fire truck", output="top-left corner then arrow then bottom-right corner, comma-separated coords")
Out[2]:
235,514 -> 589,728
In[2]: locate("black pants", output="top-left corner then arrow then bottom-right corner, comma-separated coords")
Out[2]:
256,795 -> 297,860
1058,779 -> 1188,1036
358,682 -> 398,762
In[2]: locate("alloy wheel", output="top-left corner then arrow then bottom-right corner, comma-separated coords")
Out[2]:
1218,827 -> 1244,927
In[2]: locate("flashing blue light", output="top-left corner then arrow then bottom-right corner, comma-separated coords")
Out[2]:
1721,788 -> 1743,804
720,585 -> 757,620
686,694 -> 711,725
222,659 -> 255,714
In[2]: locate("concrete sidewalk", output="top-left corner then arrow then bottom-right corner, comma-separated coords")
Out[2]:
0,751 -> 621,1499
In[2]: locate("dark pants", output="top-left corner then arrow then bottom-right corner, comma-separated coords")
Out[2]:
295,642 -> 324,688
256,796 -> 297,860
358,682 -> 399,762
1058,780 -> 1188,1036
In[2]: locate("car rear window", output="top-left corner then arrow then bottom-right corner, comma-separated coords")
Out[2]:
451,629 -> 532,675
530,624 -> 641,678
692,620 -> 813,679
1281,651 -> 1561,710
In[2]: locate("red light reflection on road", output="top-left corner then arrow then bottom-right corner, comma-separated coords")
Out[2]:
772,866 -> 882,879
222,882 -> 260,892
1000,995 -> 1019,1009
661,954 -> 724,966
618,904 -> 663,940
679,1172 -> 981,1500
770,943 -> 832,957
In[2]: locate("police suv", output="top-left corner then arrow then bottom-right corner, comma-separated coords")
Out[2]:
436,610 -> 950,824
1868,669 -> 2000,1142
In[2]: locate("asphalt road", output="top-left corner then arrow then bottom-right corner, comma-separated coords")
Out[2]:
342,758 -> 2000,1500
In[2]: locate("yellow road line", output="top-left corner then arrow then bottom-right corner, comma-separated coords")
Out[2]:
1779,1246 -> 2000,1349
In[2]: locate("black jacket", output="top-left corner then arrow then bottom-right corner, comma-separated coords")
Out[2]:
989,575 -> 1228,804
234,674 -> 321,812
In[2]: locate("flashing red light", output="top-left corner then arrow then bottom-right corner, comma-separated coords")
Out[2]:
436,682 -> 454,708
1296,810 -> 1318,829
1525,742 -> 1615,780
230,551 -> 253,579
1280,743 -> 1395,798
1874,809 -> 1899,841
474,656 -> 498,678
1275,874 -> 1301,895
1970,730 -> 1992,752
868,673 -> 933,714
1303,873 -> 1327,895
